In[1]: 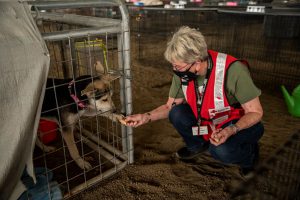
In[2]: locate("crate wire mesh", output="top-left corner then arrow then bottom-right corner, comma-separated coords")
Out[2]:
29,0 -> 133,198
129,7 -> 300,91
75,38 -> 109,74
127,7 -> 300,198
231,130 -> 300,200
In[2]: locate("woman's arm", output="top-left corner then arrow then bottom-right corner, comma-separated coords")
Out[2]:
210,96 -> 263,145
125,97 -> 184,127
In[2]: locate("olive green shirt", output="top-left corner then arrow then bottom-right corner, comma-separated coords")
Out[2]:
169,60 -> 261,105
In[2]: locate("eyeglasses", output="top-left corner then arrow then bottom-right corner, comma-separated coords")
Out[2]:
172,62 -> 196,72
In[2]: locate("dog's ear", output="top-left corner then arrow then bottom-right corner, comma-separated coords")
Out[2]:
94,61 -> 105,74
81,84 -> 94,96
81,82 -> 102,96
102,74 -> 121,83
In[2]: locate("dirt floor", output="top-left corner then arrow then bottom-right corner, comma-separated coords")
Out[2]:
70,56 -> 300,200
32,8 -> 300,199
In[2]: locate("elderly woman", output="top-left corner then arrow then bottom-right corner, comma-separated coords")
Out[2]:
125,26 -> 264,175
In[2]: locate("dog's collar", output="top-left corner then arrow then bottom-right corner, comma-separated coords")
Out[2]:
68,80 -> 87,109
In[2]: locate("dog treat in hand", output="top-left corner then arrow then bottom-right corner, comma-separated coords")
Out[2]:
118,117 -> 128,125
211,135 -> 219,143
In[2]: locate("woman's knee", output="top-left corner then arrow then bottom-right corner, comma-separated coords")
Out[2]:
168,104 -> 196,126
255,122 -> 264,138
169,105 -> 183,126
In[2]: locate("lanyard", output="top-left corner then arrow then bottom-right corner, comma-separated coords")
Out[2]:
194,59 -> 212,125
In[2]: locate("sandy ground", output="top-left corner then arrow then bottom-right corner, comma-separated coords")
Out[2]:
32,8 -> 300,199
71,57 -> 300,200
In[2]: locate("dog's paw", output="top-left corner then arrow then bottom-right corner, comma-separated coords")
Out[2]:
76,159 -> 92,170
119,118 -> 127,125
115,114 -> 124,120
116,115 -> 127,125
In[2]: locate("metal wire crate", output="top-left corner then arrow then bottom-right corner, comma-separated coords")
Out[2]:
129,7 -> 300,91
28,0 -> 133,198
231,130 -> 300,200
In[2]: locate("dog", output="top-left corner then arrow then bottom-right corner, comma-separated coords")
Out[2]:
36,62 -> 124,170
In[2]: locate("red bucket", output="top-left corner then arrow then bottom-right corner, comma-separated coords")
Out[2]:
38,119 -> 58,144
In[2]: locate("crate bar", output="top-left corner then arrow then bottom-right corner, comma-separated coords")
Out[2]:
131,7 -> 218,11
74,133 -> 122,165
116,0 -> 133,164
34,0 -> 134,163
34,12 -> 121,27
80,128 -> 127,161
30,0 -> 134,164
66,161 -> 128,197
118,34 -> 127,156
41,26 -> 121,41
29,0 -> 120,9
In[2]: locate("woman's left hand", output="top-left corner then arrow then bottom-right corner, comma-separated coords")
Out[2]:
209,126 -> 235,146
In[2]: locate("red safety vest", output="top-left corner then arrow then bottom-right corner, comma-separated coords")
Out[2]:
181,50 -> 247,141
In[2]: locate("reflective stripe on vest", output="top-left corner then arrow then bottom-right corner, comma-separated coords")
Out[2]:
210,52 -> 231,117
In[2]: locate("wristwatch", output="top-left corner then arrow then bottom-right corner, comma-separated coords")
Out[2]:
230,124 -> 240,134
146,112 -> 151,123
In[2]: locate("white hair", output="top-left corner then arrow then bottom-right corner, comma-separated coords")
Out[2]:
164,26 -> 208,64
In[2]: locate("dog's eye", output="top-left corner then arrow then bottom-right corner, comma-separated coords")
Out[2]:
102,98 -> 108,102
95,90 -> 109,96
95,90 -> 102,96
95,94 -> 103,100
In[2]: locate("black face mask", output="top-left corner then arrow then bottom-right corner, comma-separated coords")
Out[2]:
173,65 -> 198,81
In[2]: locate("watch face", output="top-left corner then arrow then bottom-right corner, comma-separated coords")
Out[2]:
230,124 -> 240,134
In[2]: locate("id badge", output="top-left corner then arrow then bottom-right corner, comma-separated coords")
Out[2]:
192,126 -> 208,136
199,126 -> 208,135
192,126 -> 199,136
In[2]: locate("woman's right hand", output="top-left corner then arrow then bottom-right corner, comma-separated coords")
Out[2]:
125,113 -> 151,127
